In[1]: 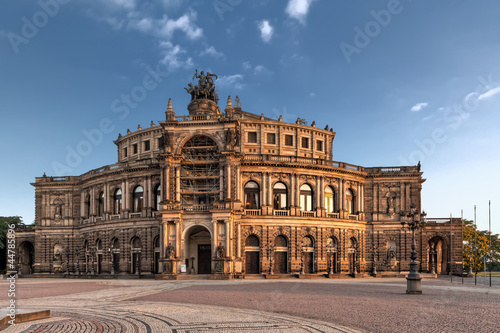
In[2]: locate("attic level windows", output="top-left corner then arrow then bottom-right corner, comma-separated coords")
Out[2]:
267,133 -> 276,144
248,132 -> 257,143
133,143 -> 138,154
301,137 -> 309,149
144,140 -> 150,151
316,140 -> 323,151
285,135 -> 293,146
123,147 -> 128,158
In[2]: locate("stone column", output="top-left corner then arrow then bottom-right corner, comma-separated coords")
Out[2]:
405,183 -> 411,212
212,220 -> 218,258
175,167 -> 181,203
236,165 -> 241,202
262,172 -> 267,207
237,222 -> 241,258
227,164 -> 231,200
400,182 -> 405,213
79,193 -> 84,218
268,172 -> 272,212
219,167 -> 224,201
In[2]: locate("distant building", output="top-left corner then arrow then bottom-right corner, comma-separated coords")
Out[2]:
17,72 -> 463,278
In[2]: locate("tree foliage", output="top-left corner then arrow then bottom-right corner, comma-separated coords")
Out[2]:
0,216 -> 23,250
462,219 -> 500,272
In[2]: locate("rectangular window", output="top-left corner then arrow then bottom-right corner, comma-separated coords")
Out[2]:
301,137 -> 309,149
316,140 -> 323,151
144,140 -> 150,151
248,132 -> 257,143
267,133 -> 276,144
285,135 -> 293,146
123,147 -> 128,158
133,143 -> 138,154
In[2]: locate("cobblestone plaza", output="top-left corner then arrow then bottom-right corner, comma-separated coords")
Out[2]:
1,277 -> 498,332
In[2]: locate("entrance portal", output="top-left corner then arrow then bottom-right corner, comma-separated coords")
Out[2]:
184,225 -> 212,274
19,241 -> 34,275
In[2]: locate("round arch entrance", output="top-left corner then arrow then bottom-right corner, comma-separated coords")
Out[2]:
184,225 -> 212,274
428,236 -> 447,274
19,241 -> 34,275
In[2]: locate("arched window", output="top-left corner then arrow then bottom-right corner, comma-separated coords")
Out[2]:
325,186 -> 335,213
113,189 -> 122,214
299,184 -> 313,211
275,235 -> 288,247
244,181 -> 260,209
133,186 -> 143,213
273,182 -> 288,210
85,194 -> 91,217
98,192 -> 104,216
154,184 -> 161,211
346,189 -> 355,214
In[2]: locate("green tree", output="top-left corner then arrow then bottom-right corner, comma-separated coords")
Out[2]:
462,219 -> 490,272
0,216 -> 24,272
0,216 -> 24,249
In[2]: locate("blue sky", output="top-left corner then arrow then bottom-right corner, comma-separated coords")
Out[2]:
0,0 -> 499,234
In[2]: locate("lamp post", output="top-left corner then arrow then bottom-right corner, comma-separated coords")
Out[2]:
65,246 -> 70,276
268,245 -> 274,275
429,243 -> 436,275
372,244 -> 378,276
108,245 -> 115,275
75,247 -> 80,275
400,204 -> 427,294
89,245 -> 96,275
326,243 -> 336,275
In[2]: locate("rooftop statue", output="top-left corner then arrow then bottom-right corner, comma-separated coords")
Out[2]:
186,70 -> 219,104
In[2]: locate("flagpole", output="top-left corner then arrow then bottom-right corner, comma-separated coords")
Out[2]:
489,200 -> 492,287
474,205 -> 477,285
461,209 -> 464,284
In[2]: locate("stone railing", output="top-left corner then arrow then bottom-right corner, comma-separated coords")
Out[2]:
274,210 -> 290,216
425,218 -> 451,224
243,155 -> 364,171
348,214 -> 359,221
301,211 -> 316,217
129,212 -> 142,218
173,114 -> 225,122
327,212 -> 340,219
244,209 -> 261,216
365,166 -> 420,174
110,214 -> 120,220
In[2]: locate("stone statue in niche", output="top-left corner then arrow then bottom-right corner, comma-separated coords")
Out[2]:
165,243 -> 175,259
216,242 -> 225,259
387,192 -> 396,217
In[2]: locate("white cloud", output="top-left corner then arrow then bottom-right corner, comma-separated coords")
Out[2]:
258,20 -> 273,43
478,86 -> 500,101
157,11 -> 203,40
217,74 -> 245,90
242,61 -> 252,70
254,65 -> 272,75
108,0 -> 136,10
309,92 -> 316,97
200,46 -> 224,59
159,41 -> 193,72
285,0 -> 315,24
410,102 -> 429,112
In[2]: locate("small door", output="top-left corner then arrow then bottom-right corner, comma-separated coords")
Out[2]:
275,252 -> 288,273
154,251 -> 160,273
97,254 -> 102,274
113,253 -> 120,273
198,244 -> 211,274
304,252 -> 314,273
245,251 -> 260,274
